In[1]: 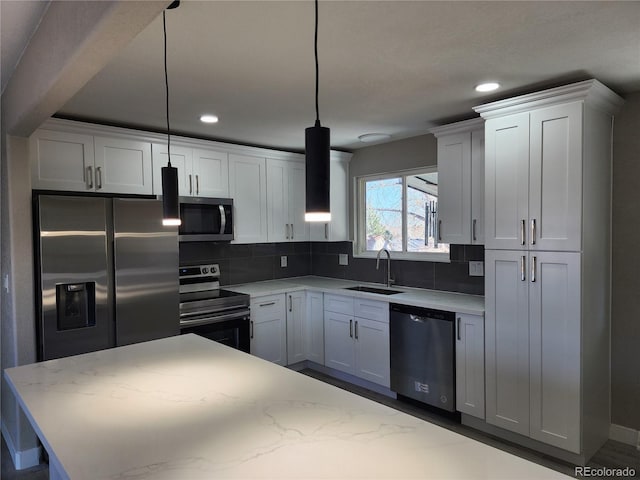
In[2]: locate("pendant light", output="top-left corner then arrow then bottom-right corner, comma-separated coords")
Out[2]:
305,0 -> 331,222
161,1 -> 181,226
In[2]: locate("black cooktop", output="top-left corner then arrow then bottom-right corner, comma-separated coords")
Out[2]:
179,288 -> 248,303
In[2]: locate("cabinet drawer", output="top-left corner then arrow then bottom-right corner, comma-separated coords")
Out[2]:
323,294 -> 354,316
251,294 -> 285,323
354,299 -> 389,323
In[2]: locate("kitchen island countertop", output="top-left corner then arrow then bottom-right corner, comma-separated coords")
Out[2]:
5,334 -> 567,480
227,276 -> 485,315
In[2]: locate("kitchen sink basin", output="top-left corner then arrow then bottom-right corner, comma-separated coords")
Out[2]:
343,285 -> 402,295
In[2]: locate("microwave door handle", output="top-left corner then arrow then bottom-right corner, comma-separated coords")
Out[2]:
219,205 -> 226,235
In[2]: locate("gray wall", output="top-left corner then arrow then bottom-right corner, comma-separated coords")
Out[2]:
611,92 -> 640,430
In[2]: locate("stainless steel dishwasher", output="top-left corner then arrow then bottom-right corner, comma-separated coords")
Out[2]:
389,303 -> 455,411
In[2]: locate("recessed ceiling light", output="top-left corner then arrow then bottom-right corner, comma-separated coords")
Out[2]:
200,114 -> 219,124
475,82 -> 500,93
358,133 -> 391,143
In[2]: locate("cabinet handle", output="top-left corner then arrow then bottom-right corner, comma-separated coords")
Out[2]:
285,223 -> 289,239
196,174 -> 199,195
258,301 -> 276,307
520,219 -> 526,246
355,320 -> 358,340
531,219 -> 536,245
288,295 -> 292,312
189,174 -> 192,195
291,224 -> 294,240
521,255 -> 526,281
438,220 -> 442,241
457,317 -> 461,341
472,219 -> 477,242
95,166 -> 102,190
250,320 -> 254,339
531,256 -> 537,283
86,166 -> 93,189
324,223 -> 328,240
349,319 -> 353,338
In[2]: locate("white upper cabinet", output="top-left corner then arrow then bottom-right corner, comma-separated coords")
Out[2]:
152,144 -> 229,198
310,156 -> 350,241
228,153 -> 268,243
31,130 -> 95,192
94,137 -> 152,194
192,148 -> 230,198
31,130 -> 152,195
430,118 -> 484,245
266,159 -> 309,242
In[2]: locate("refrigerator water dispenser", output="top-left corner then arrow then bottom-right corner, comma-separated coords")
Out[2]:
56,283 -> 96,330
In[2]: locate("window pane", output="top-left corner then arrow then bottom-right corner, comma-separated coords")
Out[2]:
406,174 -> 449,254
365,178 -> 402,251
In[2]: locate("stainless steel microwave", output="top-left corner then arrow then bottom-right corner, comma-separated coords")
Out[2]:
177,197 -> 233,242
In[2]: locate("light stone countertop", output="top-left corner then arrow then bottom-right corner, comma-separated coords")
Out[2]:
227,276 -> 485,315
5,334 -> 568,480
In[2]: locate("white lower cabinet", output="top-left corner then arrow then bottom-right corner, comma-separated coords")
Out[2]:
323,295 -> 390,388
305,291 -> 325,364
455,313 -> 485,419
286,291 -> 306,365
250,294 -> 287,365
485,249 -> 581,453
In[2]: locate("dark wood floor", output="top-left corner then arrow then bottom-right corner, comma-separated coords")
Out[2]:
2,369 -> 638,479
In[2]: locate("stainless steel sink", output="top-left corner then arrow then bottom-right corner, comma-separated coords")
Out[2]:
343,285 -> 402,295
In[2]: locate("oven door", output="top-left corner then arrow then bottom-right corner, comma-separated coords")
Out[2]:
178,197 -> 233,242
180,309 -> 250,353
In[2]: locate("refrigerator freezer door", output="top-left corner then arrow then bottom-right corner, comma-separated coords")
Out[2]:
113,199 -> 179,345
38,196 -> 113,360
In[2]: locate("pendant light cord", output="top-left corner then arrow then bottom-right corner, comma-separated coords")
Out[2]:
163,10 -> 172,167
314,0 -> 320,127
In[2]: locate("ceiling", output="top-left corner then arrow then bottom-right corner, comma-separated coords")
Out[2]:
5,1 -> 640,152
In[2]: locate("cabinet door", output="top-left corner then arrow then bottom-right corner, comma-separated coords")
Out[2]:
151,144 -> 192,196
437,132 -> 471,244
485,113 -> 530,249
470,129 -> 485,244
485,249 -> 530,436
354,318 -> 390,387
288,162 -> 309,241
323,311 -> 355,375
192,148 -> 229,197
251,295 -> 287,365
286,291 -> 306,365
529,103 -> 582,252
455,313 -> 485,419
310,159 -> 349,241
94,137 -> 152,194
229,154 -> 268,243
529,251 -> 581,453
266,159 -> 289,242
30,130 -> 95,191
305,291 -> 325,364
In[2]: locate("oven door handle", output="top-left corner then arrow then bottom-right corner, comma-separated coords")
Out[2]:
179,309 -> 251,328
180,304 -> 249,318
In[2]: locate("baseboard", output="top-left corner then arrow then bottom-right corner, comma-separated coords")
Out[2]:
1,419 -> 41,470
609,423 -> 640,449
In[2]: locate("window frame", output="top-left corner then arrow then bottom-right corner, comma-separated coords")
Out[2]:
353,167 -> 450,262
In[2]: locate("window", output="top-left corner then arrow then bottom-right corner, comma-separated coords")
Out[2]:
356,168 -> 449,261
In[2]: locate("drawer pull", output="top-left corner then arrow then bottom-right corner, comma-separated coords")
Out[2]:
258,301 -> 276,307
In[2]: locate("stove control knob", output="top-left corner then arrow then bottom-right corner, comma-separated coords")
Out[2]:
202,267 -> 208,274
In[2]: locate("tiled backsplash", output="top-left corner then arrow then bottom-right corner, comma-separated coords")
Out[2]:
180,241 -> 484,295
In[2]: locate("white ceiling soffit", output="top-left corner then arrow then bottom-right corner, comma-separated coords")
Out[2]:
57,1 -> 640,152
0,0 -> 50,94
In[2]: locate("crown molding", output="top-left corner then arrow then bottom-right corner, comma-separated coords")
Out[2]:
429,117 -> 484,137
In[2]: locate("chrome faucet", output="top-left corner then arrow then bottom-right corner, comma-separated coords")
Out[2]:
376,248 -> 394,287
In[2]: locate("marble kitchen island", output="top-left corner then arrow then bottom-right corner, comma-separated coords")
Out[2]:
5,334 -> 568,480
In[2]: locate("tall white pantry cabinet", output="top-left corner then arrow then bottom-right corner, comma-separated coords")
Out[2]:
475,80 -> 623,463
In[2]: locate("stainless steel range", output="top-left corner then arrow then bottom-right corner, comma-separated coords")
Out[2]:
179,264 -> 250,353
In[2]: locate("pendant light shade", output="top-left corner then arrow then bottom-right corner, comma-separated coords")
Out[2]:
305,0 -> 331,223
161,165 -> 180,226
305,122 -> 331,222
161,4 -> 181,227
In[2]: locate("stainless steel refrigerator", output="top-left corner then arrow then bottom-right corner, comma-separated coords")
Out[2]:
35,195 -> 179,360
